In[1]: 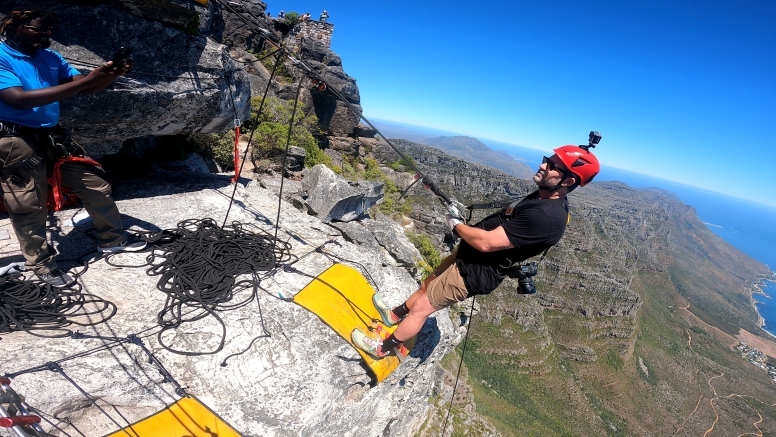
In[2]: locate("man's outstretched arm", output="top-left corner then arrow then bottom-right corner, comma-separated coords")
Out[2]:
0,61 -> 123,109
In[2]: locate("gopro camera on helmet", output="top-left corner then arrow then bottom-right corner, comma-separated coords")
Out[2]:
510,262 -> 538,295
588,131 -> 602,147
580,131 -> 602,152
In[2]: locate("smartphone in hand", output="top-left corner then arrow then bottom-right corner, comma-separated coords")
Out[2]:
111,47 -> 133,64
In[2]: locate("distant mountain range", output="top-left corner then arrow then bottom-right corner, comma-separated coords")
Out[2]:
371,137 -> 776,436
372,120 -> 535,179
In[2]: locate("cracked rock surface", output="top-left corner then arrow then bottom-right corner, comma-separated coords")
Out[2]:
0,170 -> 460,437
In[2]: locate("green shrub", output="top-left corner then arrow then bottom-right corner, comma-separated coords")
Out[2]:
378,197 -> 394,215
255,50 -> 294,83
183,15 -> 200,36
284,11 -> 300,26
407,232 -> 442,273
186,131 -> 235,170
387,156 -> 415,172
246,96 -> 330,169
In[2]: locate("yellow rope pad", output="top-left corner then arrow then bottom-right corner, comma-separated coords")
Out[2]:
105,396 -> 240,437
293,264 -> 413,383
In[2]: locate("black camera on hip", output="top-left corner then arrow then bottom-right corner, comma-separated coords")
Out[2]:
510,262 -> 538,295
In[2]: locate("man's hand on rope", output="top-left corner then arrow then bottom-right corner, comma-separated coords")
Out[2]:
445,200 -> 467,237
446,201 -> 466,220
445,212 -> 465,238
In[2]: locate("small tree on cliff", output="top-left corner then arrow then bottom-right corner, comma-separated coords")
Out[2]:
284,11 -> 300,26
248,96 -> 331,170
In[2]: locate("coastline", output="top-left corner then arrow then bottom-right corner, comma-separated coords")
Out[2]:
750,274 -> 776,340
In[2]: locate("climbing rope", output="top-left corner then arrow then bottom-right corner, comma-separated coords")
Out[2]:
103,218 -> 291,356
0,272 -> 116,338
441,296 -> 476,437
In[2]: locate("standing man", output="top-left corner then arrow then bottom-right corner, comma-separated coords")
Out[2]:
319,10 -> 329,22
353,144 -> 600,358
0,9 -> 146,287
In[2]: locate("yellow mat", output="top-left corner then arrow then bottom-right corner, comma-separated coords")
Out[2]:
105,396 -> 239,437
293,263 -> 413,383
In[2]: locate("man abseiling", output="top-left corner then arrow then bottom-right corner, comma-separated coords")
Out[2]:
352,144 -> 600,358
0,9 -> 146,287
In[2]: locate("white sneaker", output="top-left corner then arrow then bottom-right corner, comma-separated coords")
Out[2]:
98,235 -> 147,253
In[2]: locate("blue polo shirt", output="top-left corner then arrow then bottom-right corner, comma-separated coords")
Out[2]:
0,43 -> 80,128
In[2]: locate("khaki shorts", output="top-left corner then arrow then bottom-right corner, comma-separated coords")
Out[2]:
426,262 -> 469,310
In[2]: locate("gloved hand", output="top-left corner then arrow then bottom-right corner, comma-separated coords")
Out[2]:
447,200 -> 467,218
445,213 -> 464,238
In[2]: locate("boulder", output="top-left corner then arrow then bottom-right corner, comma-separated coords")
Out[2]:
0,2 -> 253,157
327,136 -> 361,155
286,146 -> 307,172
328,220 -> 384,256
362,214 -> 424,269
353,124 -> 378,138
301,165 -> 384,223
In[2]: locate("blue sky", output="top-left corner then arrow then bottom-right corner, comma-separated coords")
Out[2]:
270,1 -> 776,208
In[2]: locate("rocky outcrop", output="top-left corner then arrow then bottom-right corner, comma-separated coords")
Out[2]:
1,1 -> 252,156
361,214 -> 423,269
301,42 -> 362,136
0,169 -> 460,437
1,0 -> 364,159
300,164 -> 383,222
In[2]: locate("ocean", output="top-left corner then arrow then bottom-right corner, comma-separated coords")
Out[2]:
483,140 -> 776,337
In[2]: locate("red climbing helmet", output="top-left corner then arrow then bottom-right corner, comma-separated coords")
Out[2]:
553,145 -> 600,187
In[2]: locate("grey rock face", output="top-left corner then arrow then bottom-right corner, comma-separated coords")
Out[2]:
301,43 -> 362,136
211,0 -> 269,52
329,220 -> 383,255
0,2 -> 252,156
286,145 -> 307,172
0,171 -> 459,437
301,164 -> 384,223
353,124 -> 378,137
362,214 -> 423,269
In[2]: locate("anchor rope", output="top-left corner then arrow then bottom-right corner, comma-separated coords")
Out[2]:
0,272 -> 116,338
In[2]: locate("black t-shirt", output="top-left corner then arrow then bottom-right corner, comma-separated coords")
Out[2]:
457,192 -> 569,296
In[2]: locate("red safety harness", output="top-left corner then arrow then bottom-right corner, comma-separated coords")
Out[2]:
0,156 -> 100,213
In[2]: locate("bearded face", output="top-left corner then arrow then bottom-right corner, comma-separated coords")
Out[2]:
533,155 -> 568,189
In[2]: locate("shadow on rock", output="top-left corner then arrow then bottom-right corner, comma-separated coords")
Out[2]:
409,316 -> 441,363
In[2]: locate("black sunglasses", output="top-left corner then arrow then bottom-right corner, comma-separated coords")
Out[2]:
23,25 -> 55,33
542,156 -> 569,174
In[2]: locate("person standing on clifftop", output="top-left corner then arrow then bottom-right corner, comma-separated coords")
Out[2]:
352,144 -> 600,358
319,10 -> 329,22
0,9 -> 146,287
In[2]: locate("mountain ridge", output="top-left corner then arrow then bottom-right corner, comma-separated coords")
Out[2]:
371,137 -> 776,436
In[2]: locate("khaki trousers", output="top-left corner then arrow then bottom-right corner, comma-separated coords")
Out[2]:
0,134 -> 125,274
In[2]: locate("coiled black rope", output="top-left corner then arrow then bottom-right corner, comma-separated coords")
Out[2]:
0,273 -> 117,338
105,218 -> 291,356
